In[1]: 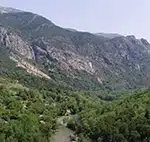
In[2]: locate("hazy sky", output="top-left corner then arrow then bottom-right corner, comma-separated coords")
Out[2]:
0,0 -> 150,40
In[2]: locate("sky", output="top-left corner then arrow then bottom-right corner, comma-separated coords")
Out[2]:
0,0 -> 150,41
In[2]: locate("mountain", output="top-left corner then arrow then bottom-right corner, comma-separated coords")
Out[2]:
95,33 -> 122,39
1,6 -> 150,142
0,6 -> 150,91
0,6 -> 22,13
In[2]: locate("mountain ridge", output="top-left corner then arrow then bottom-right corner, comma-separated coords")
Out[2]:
0,6 -> 22,13
0,6 -> 150,91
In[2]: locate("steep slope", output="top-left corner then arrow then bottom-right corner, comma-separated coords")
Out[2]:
0,7 -> 150,91
0,12 -> 105,90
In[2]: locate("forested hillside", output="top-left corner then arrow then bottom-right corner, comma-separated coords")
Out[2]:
0,49 -> 149,142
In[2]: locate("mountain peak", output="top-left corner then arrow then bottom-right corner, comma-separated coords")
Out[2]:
0,6 -> 22,13
95,33 -> 123,39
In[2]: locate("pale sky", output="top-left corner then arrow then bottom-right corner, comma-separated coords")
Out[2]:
0,0 -> 150,41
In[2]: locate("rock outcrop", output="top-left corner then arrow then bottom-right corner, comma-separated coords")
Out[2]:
10,54 -> 50,79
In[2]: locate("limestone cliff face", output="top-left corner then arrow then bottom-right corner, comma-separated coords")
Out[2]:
0,27 -> 50,80
10,54 -> 50,79
32,34 -> 150,89
0,26 -> 34,59
32,38 -> 96,74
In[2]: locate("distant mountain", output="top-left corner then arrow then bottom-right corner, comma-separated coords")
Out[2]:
0,6 -> 150,91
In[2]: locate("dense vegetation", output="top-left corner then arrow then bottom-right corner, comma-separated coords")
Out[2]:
0,82 -> 57,142
0,49 -> 150,142
57,89 -> 150,142
79,89 -> 150,142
